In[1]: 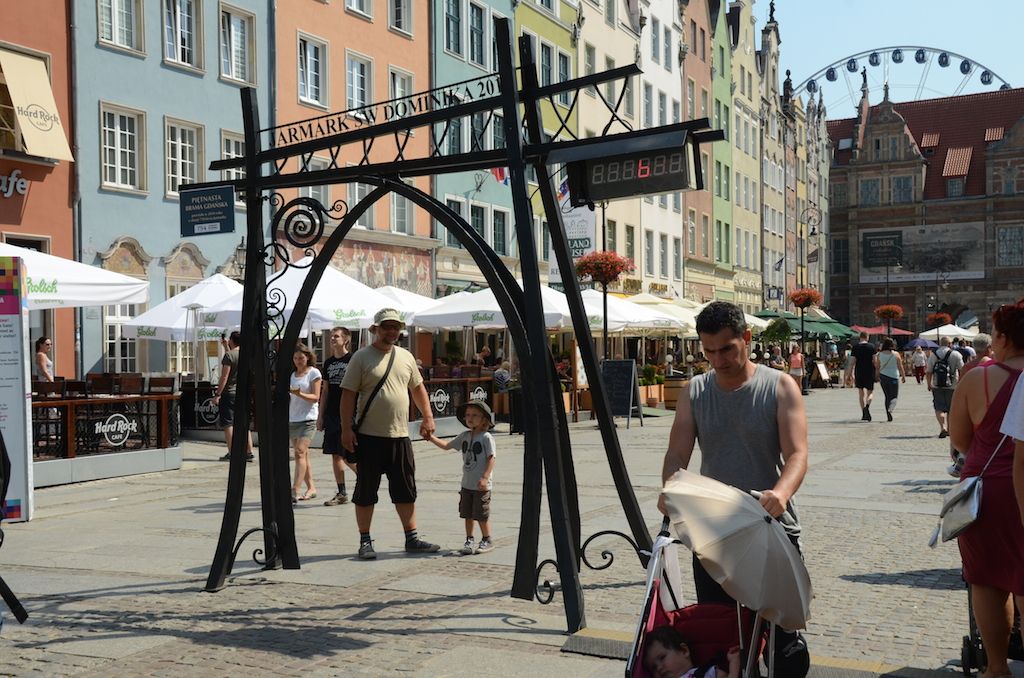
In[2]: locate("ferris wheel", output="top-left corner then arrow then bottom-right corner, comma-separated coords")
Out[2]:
793,46 -> 1012,113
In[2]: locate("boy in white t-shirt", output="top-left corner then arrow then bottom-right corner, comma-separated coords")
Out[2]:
427,401 -> 496,555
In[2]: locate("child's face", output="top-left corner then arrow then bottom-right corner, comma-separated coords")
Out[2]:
643,640 -> 692,678
463,407 -> 488,431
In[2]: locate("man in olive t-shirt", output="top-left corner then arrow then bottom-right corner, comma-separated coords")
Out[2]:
341,309 -> 437,560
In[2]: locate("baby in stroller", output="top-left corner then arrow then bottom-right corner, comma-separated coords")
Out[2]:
643,625 -> 741,678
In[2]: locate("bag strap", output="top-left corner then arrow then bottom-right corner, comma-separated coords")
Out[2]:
978,434 -> 1009,479
354,348 -> 396,432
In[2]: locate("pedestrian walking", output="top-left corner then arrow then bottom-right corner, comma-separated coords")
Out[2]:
318,327 -> 355,507
426,401 -> 496,556
289,344 -> 322,503
214,331 -> 254,462
911,346 -> 928,384
659,301 -> 810,677
948,299 -> 1024,678
788,344 -> 805,389
961,333 -> 994,376
876,338 -> 906,422
846,331 -> 878,421
926,336 -> 965,438
341,308 -> 439,560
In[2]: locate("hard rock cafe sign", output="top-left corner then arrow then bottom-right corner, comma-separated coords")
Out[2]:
94,413 -> 138,447
429,388 -> 451,413
197,398 -> 220,425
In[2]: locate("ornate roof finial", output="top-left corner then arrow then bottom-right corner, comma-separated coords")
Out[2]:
883,81 -> 890,101
861,67 -> 868,90
769,0 -> 776,23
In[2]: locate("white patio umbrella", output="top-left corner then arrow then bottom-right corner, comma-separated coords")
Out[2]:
205,257 -> 396,330
691,300 -> 769,332
375,285 -> 440,316
413,286 -> 565,330
918,323 -> 978,340
627,294 -> 698,332
580,289 -> 685,332
662,469 -> 813,632
121,274 -> 242,341
0,241 -> 148,309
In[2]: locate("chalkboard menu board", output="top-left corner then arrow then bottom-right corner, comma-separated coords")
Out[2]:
600,360 -> 643,427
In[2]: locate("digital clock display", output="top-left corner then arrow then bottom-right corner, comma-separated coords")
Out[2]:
567,145 -> 697,206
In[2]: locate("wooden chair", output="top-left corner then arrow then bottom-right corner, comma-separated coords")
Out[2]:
148,376 -> 177,393
64,381 -> 88,398
461,364 -> 481,378
32,381 -> 65,399
117,375 -> 145,395
86,373 -> 115,395
431,365 -> 450,379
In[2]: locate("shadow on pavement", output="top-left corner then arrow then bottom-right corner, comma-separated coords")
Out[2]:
840,567 -> 962,591
883,479 -> 957,495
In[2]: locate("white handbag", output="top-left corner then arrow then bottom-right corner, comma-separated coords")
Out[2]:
929,435 -> 1007,547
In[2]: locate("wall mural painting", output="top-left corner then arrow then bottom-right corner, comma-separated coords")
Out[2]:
332,241 -> 432,297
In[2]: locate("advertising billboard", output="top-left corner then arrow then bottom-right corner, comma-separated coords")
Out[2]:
858,223 -> 985,283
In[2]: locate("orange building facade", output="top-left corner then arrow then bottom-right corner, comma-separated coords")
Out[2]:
0,3 -> 76,376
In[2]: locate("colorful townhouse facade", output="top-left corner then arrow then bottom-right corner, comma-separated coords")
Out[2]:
71,0 -> 271,374
709,0 -> 734,303
756,7 -> 785,311
0,2 -> 76,375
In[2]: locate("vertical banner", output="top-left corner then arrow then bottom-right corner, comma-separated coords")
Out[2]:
548,190 -> 596,282
0,257 -> 31,521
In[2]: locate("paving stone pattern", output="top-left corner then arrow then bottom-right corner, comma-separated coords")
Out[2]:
0,381 -> 998,676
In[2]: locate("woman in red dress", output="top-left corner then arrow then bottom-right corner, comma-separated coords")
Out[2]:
950,299 -> 1024,678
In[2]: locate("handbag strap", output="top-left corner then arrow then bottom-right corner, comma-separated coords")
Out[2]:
978,434 -> 1010,479
354,348 -> 396,431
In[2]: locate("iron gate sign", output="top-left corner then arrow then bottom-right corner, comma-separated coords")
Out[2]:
179,185 -> 236,237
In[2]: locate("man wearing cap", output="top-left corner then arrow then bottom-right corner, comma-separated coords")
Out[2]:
341,308 -> 439,559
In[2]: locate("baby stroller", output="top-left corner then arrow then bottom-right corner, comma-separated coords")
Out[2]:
960,582 -> 1023,675
628,471 -> 814,678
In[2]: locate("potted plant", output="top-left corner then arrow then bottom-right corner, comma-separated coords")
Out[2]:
874,304 -> 904,322
788,287 -> 823,309
926,311 -> 952,328
576,251 -> 635,352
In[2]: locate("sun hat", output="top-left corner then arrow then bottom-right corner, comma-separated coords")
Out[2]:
456,400 -> 494,429
369,307 -> 406,332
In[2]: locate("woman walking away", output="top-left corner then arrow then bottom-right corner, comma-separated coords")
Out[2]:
876,339 -> 906,421
788,344 -> 805,389
289,344 -> 322,504
911,346 -> 928,384
34,337 -> 54,382
949,298 -> 1024,678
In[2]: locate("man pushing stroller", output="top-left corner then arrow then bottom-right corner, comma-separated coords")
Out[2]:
659,301 -> 810,676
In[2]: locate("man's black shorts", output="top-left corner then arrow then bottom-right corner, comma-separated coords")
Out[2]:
352,434 -> 416,506
854,374 -> 875,391
321,419 -> 358,464
218,391 -> 235,427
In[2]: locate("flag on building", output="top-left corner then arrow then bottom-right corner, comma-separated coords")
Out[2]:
557,178 -> 570,202
490,167 -> 510,185
773,255 -> 785,271
807,248 -> 819,264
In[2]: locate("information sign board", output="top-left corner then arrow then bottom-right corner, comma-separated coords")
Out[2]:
179,186 -> 236,237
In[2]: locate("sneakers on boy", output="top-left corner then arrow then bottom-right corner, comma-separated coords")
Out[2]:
323,492 -> 349,506
405,538 -> 441,554
475,537 -> 494,553
357,540 -> 376,560
461,537 -> 476,555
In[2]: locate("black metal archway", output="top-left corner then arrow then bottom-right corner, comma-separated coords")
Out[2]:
185,18 -> 721,633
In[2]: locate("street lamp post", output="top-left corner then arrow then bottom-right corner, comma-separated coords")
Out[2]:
883,246 -> 904,335
798,206 -> 822,395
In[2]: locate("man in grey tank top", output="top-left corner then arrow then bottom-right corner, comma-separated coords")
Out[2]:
659,301 -> 810,675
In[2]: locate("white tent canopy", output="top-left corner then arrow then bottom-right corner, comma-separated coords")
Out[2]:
205,257 -> 396,330
918,323 -> 978,340
121,274 -> 242,341
580,289 -> 687,333
627,294 -> 698,332
0,242 -> 148,309
413,286 -> 566,329
375,285 -> 440,315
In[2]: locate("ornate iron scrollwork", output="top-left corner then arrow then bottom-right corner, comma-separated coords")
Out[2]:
226,527 -> 279,574
534,530 -> 649,605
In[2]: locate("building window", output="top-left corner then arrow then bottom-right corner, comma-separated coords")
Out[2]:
997,225 -> 1024,267
947,178 -> 964,198
701,215 -> 709,257
584,43 -> 596,96
390,0 -> 411,33
389,68 -> 412,101
723,166 -> 730,201
99,0 -> 142,51
664,27 -> 672,70
858,178 -> 880,206
447,117 -> 462,155
444,0 -> 462,54
643,83 -> 653,127
298,157 -> 329,207
892,175 -> 913,204
715,219 -> 722,261
445,198 -> 464,248
701,89 -> 708,116
102,106 -> 144,190
105,303 -> 140,373
346,54 -> 371,110
491,112 -> 504,149
651,17 -> 661,63
469,3 -> 486,67
540,43 -> 553,87
699,28 -> 706,61
889,135 -> 900,161
687,210 -> 696,254
604,0 -> 615,26
221,132 -> 245,200
624,76 -> 635,118
625,224 -> 635,263
557,52 -> 571,106
470,204 -> 487,242
658,91 -> 667,126
298,36 -> 326,106
604,57 -> 615,101
164,0 -> 200,67
346,0 -> 371,16
673,192 -> 681,213
166,120 -> 201,195
831,237 -> 849,274
659,233 -> 668,278
832,182 -> 847,208
538,0 -> 553,10
493,209 -> 509,255
672,99 -> 680,124
686,79 -> 695,118
219,8 -> 254,83
673,237 -> 681,279
644,230 -> 654,275
470,112 -> 487,151
541,220 -> 550,261
166,281 -> 196,373
714,161 -> 721,196
606,219 -> 617,253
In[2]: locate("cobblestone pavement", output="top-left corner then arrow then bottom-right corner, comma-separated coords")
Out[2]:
0,381 -> 1007,676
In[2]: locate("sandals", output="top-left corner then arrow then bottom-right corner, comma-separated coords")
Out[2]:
298,490 -> 317,501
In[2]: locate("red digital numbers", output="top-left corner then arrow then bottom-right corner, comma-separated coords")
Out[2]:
637,158 -> 651,178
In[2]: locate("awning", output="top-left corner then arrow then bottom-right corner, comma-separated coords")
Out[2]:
0,48 -> 73,162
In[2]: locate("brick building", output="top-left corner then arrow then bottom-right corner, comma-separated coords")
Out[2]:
826,82 -> 1024,332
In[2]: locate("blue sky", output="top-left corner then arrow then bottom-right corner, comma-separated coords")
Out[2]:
753,0 -> 1021,118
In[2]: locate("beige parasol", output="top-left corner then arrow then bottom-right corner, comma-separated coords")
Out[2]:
661,469 -> 813,631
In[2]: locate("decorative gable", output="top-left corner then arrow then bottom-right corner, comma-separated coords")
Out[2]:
99,236 -> 152,276
164,242 -> 209,280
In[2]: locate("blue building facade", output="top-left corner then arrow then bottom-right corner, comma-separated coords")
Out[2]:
431,0 -> 517,294
72,0 -> 270,374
